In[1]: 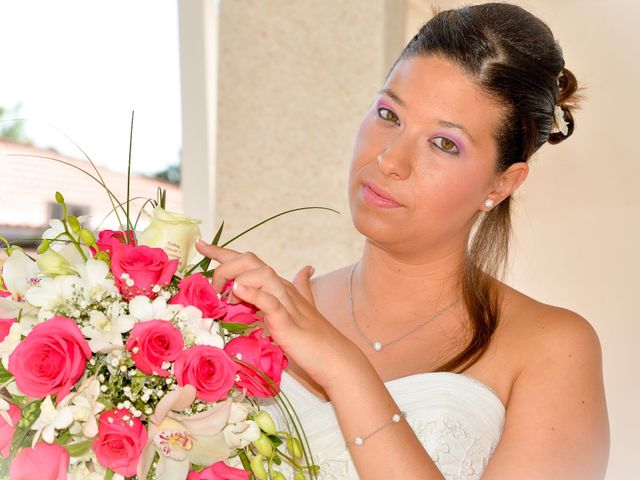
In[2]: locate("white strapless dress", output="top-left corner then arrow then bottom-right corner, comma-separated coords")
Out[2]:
265,371 -> 505,480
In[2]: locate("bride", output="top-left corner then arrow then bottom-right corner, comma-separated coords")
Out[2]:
197,3 -> 609,479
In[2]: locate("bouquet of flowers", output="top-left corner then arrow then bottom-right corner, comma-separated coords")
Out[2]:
0,161 -> 319,479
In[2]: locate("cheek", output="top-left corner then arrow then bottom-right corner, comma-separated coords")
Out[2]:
411,161 -> 492,221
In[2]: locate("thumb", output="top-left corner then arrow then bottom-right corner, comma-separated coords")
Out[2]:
292,265 -> 316,305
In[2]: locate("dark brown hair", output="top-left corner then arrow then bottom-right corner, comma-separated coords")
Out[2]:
396,3 -> 580,371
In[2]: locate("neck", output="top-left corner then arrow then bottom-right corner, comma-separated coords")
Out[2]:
354,240 -> 466,322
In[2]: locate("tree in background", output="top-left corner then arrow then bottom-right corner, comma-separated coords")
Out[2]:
151,163 -> 180,185
0,104 -> 32,144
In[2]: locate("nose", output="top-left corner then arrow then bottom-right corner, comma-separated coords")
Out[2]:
376,140 -> 412,180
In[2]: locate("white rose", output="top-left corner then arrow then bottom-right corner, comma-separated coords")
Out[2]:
139,207 -> 201,271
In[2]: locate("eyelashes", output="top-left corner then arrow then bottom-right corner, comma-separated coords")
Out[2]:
377,106 -> 400,125
430,136 -> 460,154
375,103 -> 462,155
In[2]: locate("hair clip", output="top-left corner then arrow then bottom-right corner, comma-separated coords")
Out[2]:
554,105 -> 569,136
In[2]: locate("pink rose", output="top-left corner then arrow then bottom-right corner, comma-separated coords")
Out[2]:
0,318 -> 15,341
0,290 -> 10,298
125,320 -> 184,377
8,316 -> 91,401
93,229 -> 135,255
0,402 -> 21,458
109,243 -> 178,300
187,462 -> 250,480
224,329 -> 288,398
169,273 -> 226,318
221,302 -> 260,325
174,345 -> 236,402
93,408 -> 148,477
10,441 -> 69,480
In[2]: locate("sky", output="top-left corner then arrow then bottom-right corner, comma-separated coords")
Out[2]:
0,0 -> 182,175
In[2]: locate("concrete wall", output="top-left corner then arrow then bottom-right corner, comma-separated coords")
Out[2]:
212,1 -> 638,477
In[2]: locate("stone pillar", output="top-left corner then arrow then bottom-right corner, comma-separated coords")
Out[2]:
178,0 -> 219,239
216,0 -> 406,279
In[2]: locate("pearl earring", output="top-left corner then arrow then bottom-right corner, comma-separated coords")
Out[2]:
484,199 -> 495,209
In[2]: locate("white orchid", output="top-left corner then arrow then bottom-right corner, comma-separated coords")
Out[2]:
137,385 -> 232,480
1,249 -> 40,300
82,309 -> 134,353
31,395 -> 74,445
24,274 -> 82,321
42,217 -> 91,252
0,321 -> 22,369
177,306 -> 224,348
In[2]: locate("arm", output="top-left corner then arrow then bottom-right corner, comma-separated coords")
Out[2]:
482,309 -> 609,479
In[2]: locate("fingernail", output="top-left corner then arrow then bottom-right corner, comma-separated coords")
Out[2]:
197,239 -> 206,246
233,281 -> 244,293
308,266 -> 315,276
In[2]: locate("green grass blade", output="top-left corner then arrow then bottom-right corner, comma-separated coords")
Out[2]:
220,206 -> 339,248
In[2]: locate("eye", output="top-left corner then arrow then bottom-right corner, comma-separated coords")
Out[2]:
377,107 -> 400,125
431,136 -> 459,154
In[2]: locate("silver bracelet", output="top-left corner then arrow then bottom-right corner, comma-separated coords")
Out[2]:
345,411 -> 407,447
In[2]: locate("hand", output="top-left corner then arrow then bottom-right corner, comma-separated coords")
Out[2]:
195,241 -> 365,391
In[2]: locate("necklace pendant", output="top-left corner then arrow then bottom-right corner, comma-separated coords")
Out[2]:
372,341 -> 383,351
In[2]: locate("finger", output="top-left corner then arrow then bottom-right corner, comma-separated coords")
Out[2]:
231,279 -> 291,331
212,251 -> 267,294
292,265 -> 316,306
195,240 -> 240,264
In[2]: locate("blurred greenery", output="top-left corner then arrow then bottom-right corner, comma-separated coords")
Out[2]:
0,104 -> 32,144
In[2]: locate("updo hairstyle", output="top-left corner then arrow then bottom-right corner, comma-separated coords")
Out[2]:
396,3 -> 581,371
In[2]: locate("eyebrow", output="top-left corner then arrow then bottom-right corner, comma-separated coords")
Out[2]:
378,88 -> 477,145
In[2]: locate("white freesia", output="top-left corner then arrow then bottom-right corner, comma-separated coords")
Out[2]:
0,322 -> 22,369
36,250 -> 76,276
61,377 -> 104,438
82,309 -> 134,353
74,259 -> 118,299
137,385 -> 232,480
31,396 -> 74,445
177,306 -> 224,348
139,207 -> 201,272
129,295 -> 180,322
68,461 -> 123,480
223,420 -> 261,449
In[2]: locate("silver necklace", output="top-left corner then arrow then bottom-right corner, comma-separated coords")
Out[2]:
347,262 -> 460,352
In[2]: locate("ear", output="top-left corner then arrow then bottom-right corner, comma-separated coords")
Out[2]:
483,162 -> 529,211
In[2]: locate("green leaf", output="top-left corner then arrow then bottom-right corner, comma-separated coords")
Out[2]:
221,322 -> 250,334
64,439 -> 93,457
131,374 -> 146,396
0,363 -> 13,384
270,435 -> 284,447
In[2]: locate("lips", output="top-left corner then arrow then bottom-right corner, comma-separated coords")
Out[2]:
362,182 -> 402,208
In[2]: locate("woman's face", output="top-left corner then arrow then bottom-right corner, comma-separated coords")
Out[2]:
348,54 -> 509,257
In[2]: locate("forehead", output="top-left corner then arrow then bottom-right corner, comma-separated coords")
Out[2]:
384,55 -> 505,144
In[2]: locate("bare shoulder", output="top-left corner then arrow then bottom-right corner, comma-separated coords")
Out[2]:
496,285 -> 603,374
482,285 -> 609,479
